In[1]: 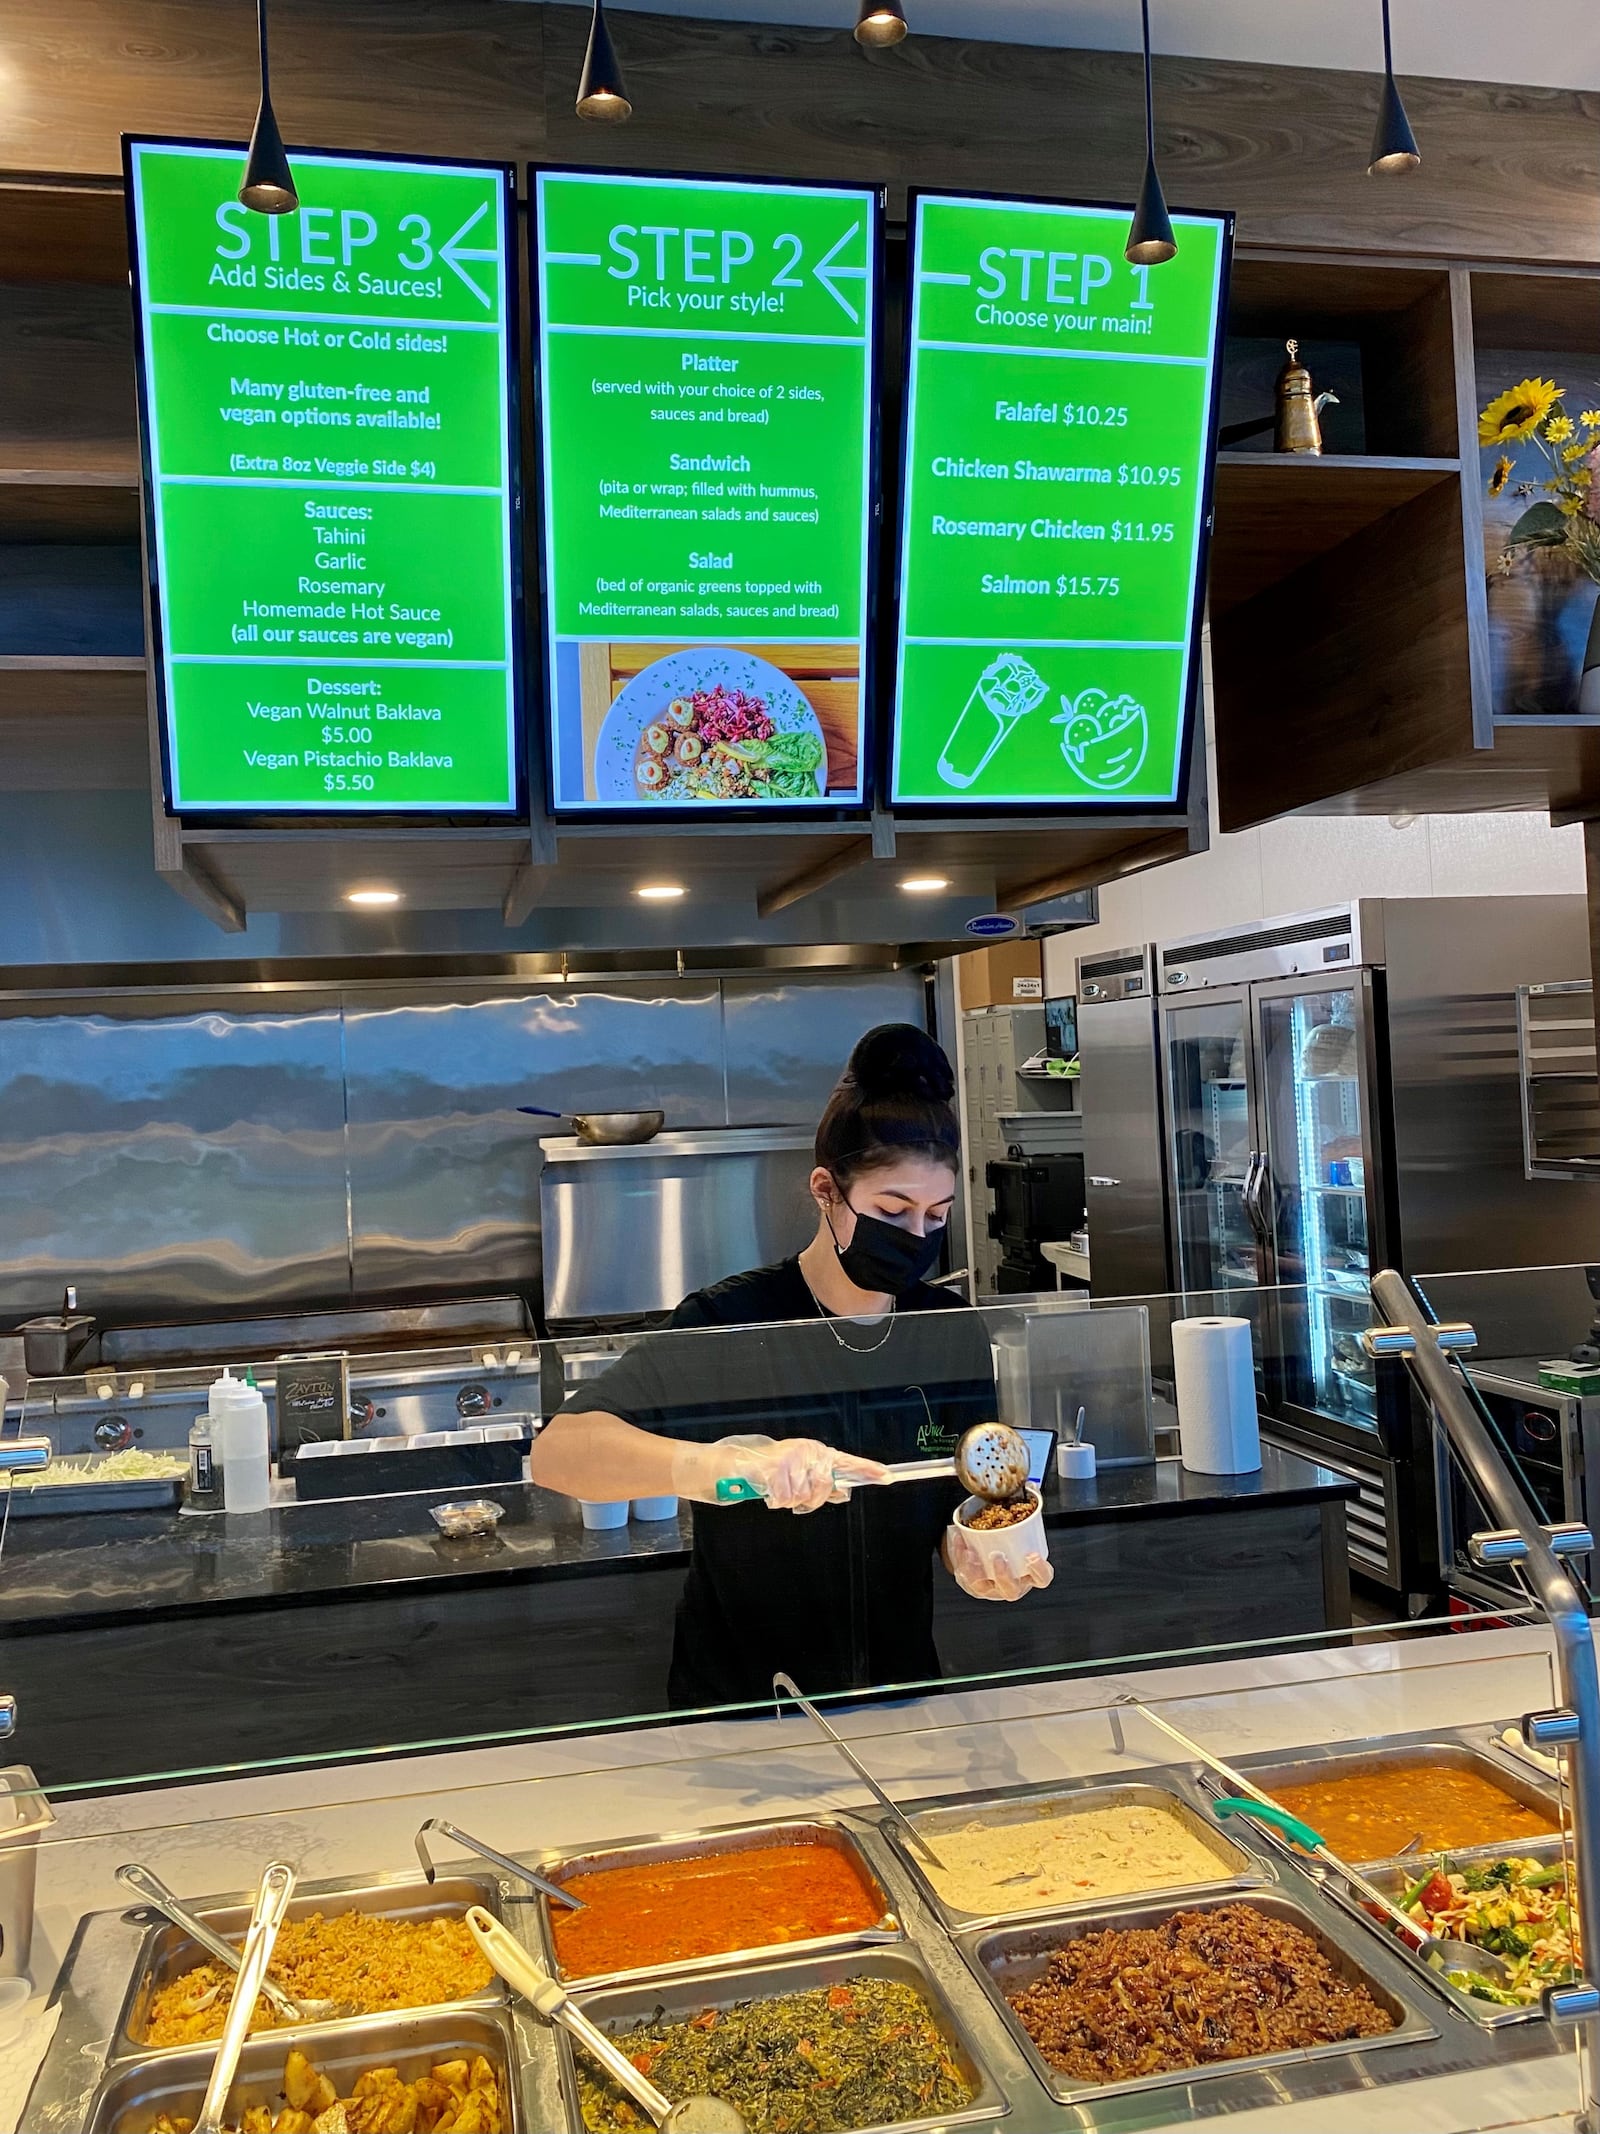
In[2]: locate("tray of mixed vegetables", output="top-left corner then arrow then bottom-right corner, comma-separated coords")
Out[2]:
1379,1853 -> 1578,2022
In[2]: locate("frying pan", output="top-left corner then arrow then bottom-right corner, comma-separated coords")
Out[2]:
518,1105 -> 665,1146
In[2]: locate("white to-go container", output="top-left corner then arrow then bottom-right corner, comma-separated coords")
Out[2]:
0,1766 -> 53,1978
580,1498 -> 630,1530
952,1485 -> 1046,1582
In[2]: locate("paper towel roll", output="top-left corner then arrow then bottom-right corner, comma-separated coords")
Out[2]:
1172,1316 -> 1261,1475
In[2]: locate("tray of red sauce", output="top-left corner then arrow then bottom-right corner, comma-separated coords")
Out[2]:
535,1820 -> 900,1987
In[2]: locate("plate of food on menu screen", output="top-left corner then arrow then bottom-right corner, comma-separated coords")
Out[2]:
594,648 -> 828,805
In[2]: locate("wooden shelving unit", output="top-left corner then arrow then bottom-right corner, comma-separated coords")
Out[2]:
1210,252 -> 1600,832
1209,453 -> 1460,616
0,654 -> 148,789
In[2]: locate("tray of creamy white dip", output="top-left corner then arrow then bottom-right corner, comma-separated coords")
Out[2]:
882,1779 -> 1270,1928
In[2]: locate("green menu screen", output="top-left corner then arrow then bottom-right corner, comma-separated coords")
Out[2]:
126,138 -> 521,814
535,168 -> 878,813
891,192 -> 1228,808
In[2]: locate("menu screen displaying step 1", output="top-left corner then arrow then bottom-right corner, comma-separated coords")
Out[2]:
126,137 -> 522,815
534,167 -> 880,815
890,190 -> 1229,810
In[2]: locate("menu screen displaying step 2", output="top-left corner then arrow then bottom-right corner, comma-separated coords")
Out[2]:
126,138 -> 522,815
890,190 -> 1229,810
534,167 -> 880,815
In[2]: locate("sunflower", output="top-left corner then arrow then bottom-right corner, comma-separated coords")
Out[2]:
1479,377 -> 1563,446
1488,454 -> 1514,496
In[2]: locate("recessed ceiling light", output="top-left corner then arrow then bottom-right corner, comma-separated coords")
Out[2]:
901,875 -> 950,894
345,887 -> 402,907
636,882 -> 686,901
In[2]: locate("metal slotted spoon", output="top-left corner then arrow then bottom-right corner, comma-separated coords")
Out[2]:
716,1422 -> 1030,1505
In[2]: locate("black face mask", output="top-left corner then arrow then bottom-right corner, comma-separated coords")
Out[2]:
827,1192 -> 944,1296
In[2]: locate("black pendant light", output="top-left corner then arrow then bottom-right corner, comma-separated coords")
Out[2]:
238,0 -> 297,215
854,0 -> 908,47
1369,0 -> 1420,174
577,0 -> 632,122
1124,0 -> 1176,266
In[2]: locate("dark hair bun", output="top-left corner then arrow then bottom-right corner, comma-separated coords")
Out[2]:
846,1024 -> 955,1105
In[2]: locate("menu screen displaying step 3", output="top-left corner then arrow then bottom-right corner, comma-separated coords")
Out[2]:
534,167 -> 880,815
126,138 -> 522,816
890,190 -> 1229,810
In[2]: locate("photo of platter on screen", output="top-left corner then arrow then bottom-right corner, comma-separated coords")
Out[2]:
533,165 -> 882,817
124,134 -> 525,820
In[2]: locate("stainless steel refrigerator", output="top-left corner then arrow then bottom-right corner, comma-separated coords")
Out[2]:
1075,944 -> 1172,1300
1155,897 -> 1600,1604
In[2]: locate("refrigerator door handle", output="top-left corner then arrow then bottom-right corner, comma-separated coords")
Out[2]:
1242,1149 -> 1271,1241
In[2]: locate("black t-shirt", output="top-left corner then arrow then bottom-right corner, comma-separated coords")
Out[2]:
556,1259 -> 996,1708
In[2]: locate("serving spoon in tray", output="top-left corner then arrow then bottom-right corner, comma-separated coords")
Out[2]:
116,1861 -> 360,2025
194,1862 -> 295,2134
466,1905 -> 749,2133
1112,1697 -> 1515,1987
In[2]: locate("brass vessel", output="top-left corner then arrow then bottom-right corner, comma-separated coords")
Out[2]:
1275,339 -> 1340,455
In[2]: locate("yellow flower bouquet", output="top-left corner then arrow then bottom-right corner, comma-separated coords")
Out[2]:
1480,375 -> 1600,586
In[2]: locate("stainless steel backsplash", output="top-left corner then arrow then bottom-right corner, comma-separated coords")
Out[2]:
0,971 -> 923,1325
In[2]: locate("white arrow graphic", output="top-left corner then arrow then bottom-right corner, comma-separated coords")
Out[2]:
813,220 -> 867,324
440,200 -> 498,309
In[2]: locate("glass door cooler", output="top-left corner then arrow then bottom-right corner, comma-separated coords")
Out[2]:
1159,909 -> 1431,1604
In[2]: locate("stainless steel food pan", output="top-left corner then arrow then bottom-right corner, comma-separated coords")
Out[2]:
1330,1840 -> 1572,2031
87,2005 -> 523,2133
559,1943 -> 1005,2134
960,1887 -> 1436,2109
1205,1735 -> 1563,1867
116,1872 -> 504,2057
884,1779 -> 1266,1931
532,1817 -> 900,1991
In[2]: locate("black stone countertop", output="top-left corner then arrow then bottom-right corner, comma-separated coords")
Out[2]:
0,1444 -> 1355,1631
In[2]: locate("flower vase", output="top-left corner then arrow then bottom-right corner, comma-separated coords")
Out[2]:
1582,589 -> 1600,715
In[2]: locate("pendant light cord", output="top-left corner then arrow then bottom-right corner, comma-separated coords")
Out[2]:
1380,0 -> 1394,79
257,0 -> 271,100
1141,0 -> 1156,159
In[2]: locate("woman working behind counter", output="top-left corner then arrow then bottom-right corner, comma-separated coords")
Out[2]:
528,1025 -> 1053,1707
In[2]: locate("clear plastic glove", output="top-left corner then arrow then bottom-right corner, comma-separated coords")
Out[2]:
672,1435 -> 888,1513
945,1520 -> 1054,1602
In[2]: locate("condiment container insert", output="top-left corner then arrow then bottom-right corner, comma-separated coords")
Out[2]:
886,1776 -> 1268,1929
1200,1731 -> 1564,1869
86,2005 -> 523,2133
1324,1837 -> 1571,2030
557,1943 -> 1004,2134
533,1818 -> 901,1990
116,1872 -> 505,2057
960,1887 -> 1436,2109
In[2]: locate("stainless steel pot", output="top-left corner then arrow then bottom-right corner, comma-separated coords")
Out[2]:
519,1106 -> 665,1146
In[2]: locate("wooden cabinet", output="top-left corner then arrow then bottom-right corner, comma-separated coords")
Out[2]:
1212,256 -> 1600,833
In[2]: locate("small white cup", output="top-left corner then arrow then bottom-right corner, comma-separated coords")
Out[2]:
0,1977 -> 31,2045
580,1499 -> 629,1530
1057,1441 -> 1097,1480
952,1484 -> 1046,1581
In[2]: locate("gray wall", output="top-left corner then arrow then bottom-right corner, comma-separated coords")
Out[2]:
0,970 -> 924,1327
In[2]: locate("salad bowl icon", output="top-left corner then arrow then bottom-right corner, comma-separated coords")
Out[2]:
1052,688 -> 1149,793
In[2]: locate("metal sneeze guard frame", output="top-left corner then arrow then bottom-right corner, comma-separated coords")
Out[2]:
1367,1264 -> 1600,2131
